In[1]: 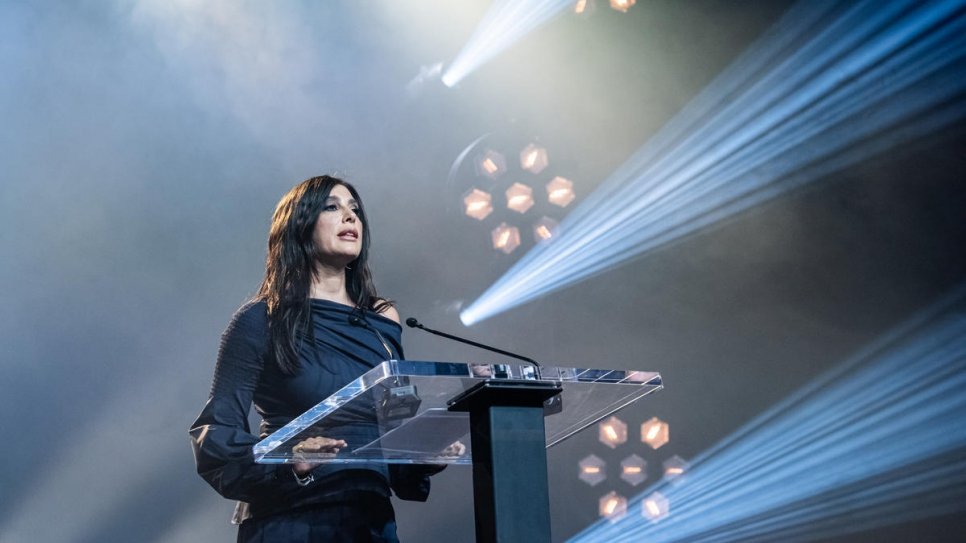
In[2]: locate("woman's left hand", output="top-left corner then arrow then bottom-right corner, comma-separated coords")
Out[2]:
291,436 -> 346,475
440,440 -> 466,457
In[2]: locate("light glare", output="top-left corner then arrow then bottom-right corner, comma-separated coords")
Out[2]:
491,223 -> 521,254
546,176 -> 576,207
600,491 -> 628,520
571,286 -> 966,543
621,454 -> 648,486
662,455 -> 689,482
442,0 -> 574,86
460,0 -> 966,326
641,417 -> 670,449
533,217 -> 558,242
610,0 -> 636,13
463,189 -> 494,221
579,454 -> 607,486
505,182 -> 535,213
599,415 -> 628,448
642,492 -> 668,521
476,150 -> 507,179
520,143 -> 549,173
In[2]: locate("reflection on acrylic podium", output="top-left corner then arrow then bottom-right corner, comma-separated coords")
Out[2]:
255,360 -> 663,543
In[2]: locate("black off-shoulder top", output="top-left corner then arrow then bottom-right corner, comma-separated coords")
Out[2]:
189,299 -> 436,520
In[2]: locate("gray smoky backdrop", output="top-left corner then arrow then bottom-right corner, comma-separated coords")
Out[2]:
1,1 -> 964,542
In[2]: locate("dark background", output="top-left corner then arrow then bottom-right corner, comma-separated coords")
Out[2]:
1,1 -> 963,541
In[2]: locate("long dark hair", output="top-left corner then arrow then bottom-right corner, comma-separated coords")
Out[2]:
256,175 -> 391,375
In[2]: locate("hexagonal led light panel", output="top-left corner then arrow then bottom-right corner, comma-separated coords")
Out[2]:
546,176 -> 576,207
533,216 -> 559,243
505,182 -> 535,214
642,491 -> 669,522
578,454 -> 607,487
463,188 -> 493,221
641,416 -> 670,449
491,223 -> 521,254
610,0 -> 636,13
519,143 -> 549,174
663,455 -> 688,482
598,415 -> 627,449
620,454 -> 647,487
599,491 -> 627,521
574,0 -> 596,15
476,149 -> 507,179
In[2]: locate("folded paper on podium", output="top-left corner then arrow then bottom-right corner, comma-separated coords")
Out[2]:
254,360 -> 663,465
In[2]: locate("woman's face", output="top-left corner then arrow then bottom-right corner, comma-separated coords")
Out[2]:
312,184 -> 363,267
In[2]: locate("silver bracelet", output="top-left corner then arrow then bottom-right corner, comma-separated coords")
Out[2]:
293,468 -> 315,487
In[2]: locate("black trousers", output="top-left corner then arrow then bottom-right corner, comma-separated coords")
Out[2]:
237,494 -> 399,543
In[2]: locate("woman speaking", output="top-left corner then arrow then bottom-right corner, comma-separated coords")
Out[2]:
190,176 -> 441,542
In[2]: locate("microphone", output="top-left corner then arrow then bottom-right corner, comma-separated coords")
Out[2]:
406,317 -> 539,367
348,312 -> 396,361
349,315 -> 419,419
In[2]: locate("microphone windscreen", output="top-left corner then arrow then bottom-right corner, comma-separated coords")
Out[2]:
405,317 -> 419,328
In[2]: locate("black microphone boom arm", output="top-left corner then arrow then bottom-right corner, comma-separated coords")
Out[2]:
405,318 -> 540,367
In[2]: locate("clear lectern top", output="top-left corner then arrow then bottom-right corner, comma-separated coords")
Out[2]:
253,360 -> 663,465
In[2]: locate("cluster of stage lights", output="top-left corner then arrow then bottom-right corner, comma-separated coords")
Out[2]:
571,285 -> 966,543
462,143 -> 576,254
578,415 -> 687,523
460,0 -> 966,326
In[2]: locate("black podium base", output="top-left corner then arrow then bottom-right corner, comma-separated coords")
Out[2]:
449,380 -> 563,543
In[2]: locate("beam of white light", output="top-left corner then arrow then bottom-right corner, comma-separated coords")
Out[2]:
569,286 -> 966,543
441,0 -> 573,87
0,374 -> 199,542
460,0 -> 966,325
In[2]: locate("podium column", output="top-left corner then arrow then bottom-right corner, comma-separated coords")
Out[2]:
449,380 -> 563,543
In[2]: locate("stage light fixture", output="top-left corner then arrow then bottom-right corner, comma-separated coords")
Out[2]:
546,176 -> 576,207
570,286 -> 966,543
598,415 -> 628,449
491,223 -> 521,254
505,183 -> 536,214
463,189 -> 494,221
533,216 -> 559,243
642,491 -> 669,522
609,0 -> 635,13
520,143 -> 549,174
641,417 -> 669,450
475,150 -> 507,179
441,0 -> 574,87
460,0 -> 966,327
662,455 -> 688,481
621,454 -> 648,487
579,454 -> 607,486
599,491 -> 628,521
574,0 -> 596,15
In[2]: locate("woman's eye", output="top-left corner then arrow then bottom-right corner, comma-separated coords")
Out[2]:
324,204 -> 338,211
351,208 -> 360,215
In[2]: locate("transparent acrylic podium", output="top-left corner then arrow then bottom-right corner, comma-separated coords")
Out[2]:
254,360 -> 662,465
254,360 -> 663,542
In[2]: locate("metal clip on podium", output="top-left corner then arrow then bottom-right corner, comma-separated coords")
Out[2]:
254,361 -> 663,542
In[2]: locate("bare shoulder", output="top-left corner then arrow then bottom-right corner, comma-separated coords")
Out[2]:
376,300 -> 401,324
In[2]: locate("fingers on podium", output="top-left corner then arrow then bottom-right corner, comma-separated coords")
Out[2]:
292,437 -> 347,454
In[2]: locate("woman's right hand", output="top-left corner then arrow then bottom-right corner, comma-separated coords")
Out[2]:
291,436 -> 347,475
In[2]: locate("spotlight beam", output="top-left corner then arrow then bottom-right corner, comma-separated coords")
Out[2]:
442,0 -> 574,87
460,0 -> 966,325
569,288 -> 966,543
651,333 -> 966,526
